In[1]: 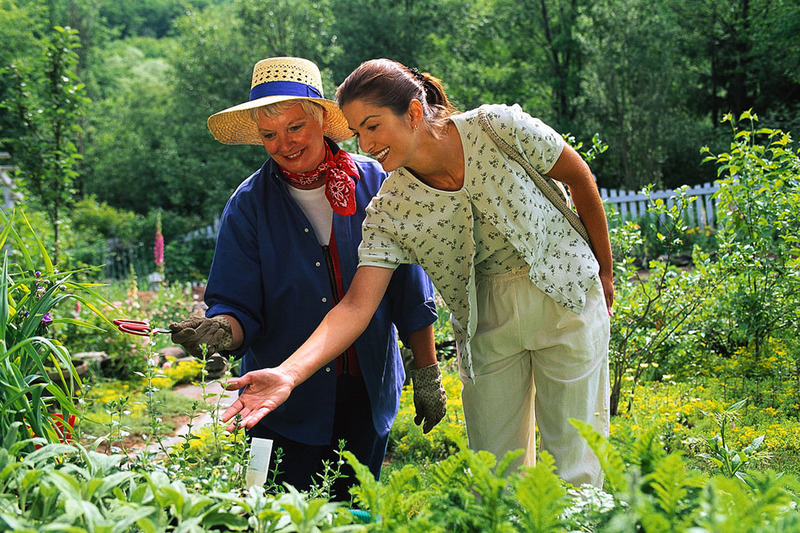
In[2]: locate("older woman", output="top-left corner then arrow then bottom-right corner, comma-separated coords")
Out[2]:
168,57 -> 443,500
221,58 -> 612,487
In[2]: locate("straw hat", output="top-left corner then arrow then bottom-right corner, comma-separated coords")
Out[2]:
207,57 -> 352,145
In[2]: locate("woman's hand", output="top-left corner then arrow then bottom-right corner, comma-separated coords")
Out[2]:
221,368 -> 295,431
600,270 -> 615,317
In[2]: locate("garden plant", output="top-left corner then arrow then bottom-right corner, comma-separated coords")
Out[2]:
2,102 -> 800,531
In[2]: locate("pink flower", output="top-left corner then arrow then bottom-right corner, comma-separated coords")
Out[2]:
154,231 -> 164,267
154,211 -> 164,269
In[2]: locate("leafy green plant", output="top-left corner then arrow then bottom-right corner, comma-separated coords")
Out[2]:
347,445 -> 525,532
697,398 -> 768,486
0,210 -> 113,452
347,416 -> 800,532
573,418 -> 798,532
0,440 -> 361,532
1,26 -> 90,263
608,187 -> 719,415
700,110 -> 800,406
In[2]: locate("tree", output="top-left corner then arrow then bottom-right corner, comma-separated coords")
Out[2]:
493,0 -> 587,129
576,0 -> 688,189
330,0 -> 459,83
97,0 -> 215,39
700,111 -> 800,404
0,0 -> 48,149
2,26 -> 90,263
423,0 -> 551,114
82,42 -> 180,215
674,0 -> 800,133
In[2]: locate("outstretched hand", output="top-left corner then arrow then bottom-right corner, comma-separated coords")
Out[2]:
221,368 -> 294,432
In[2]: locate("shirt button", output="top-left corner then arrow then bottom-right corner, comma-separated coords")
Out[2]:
315,262 -> 321,267
304,228 -> 310,233
325,367 -> 331,373
321,297 -> 327,303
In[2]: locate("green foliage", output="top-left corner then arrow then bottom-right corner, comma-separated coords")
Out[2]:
0,441 -> 361,532
697,399 -> 769,487
3,0 -> 800,235
347,420 -> 800,531
608,187 -> 718,415
696,111 -> 800,405
386,366 -> 465,465
576,0 -> 689,189
347,446 -> 524,532
0,0 -> 48,143
514,453 -> 570,532
330,0 -> 459,83
98,0 -> 215,39
493,0 -> 587,128
1,25 -> 90,263
0,210 -> 113,452
164,235 -> 215,283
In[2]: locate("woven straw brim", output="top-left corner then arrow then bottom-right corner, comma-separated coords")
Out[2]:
207,95 -> 353,145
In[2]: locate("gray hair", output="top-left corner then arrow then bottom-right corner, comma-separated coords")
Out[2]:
248,100 -> 325,126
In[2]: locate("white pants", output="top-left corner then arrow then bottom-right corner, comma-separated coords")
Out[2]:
458,268 -> 610,486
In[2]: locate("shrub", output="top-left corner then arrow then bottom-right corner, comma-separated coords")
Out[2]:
348,419 -> 800,531
608,187 -> 719,415
0,210 -> 113,451
698,110 -> 800,405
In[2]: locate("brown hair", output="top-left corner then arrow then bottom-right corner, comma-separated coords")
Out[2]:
336,59 -> 457,137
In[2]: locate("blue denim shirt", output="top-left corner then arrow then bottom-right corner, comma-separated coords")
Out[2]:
204,144 -> 437,445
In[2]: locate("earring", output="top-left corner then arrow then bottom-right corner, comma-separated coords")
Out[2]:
414,124 -> 419,132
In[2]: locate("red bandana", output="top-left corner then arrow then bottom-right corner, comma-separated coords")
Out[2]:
280,143 -> 360,216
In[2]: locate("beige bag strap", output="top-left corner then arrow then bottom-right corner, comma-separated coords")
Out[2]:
477,108 -> 592,247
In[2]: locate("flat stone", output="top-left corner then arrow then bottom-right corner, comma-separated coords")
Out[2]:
158,346 -> 186,358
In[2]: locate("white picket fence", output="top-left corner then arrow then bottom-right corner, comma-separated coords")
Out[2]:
182,215 -> 220,241
180,182 -> 723,241
600,182 -> 721,229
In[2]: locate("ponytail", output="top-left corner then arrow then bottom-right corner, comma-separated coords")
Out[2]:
336,59 -> 457,136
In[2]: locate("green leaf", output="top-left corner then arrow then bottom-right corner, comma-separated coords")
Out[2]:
0,253 -> 8,346
515,452 -> 568,532
571,419 -> 627,494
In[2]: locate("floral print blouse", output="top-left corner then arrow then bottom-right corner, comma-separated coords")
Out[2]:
358,104 -> 599,379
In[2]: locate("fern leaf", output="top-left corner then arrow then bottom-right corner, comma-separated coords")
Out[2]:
515,452 -> 568,532
648,453 -> 704,521
571,418 -> 627,494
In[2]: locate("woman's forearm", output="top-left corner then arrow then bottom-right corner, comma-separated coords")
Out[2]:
221,266 -> 395,430
547,145 -> 613,277
547,145 -> 615,313
277,266 -> 395,388
406,324 -> 437,369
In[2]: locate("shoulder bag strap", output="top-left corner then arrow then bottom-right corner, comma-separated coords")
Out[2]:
477,108 -> 593,248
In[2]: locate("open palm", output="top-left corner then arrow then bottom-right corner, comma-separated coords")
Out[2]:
221,368 -> 294,431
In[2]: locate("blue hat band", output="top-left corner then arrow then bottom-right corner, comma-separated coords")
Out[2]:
250,80 -> 323,101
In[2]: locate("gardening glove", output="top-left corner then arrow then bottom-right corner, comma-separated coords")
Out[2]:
410,363 -> 447,434
168,316 -> 233,357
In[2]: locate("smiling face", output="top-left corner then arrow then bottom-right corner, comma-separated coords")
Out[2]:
342,99 -> 416,172
257,103 -> 328,174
